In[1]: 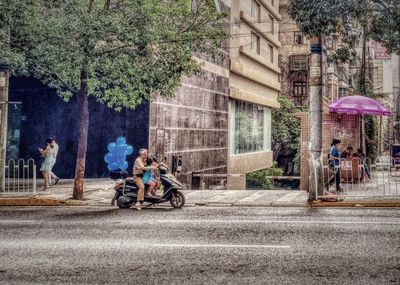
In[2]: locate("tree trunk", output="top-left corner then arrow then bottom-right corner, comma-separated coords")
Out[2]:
73,70 -> 89,200
0,68 -> 9,192
308,37 -> 324,201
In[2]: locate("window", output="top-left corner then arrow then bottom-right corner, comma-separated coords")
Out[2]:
270,0 -> 274,6
6,102 -> 22,161
292,82 -> 308,106
230,100 -> 271,155
268,44 -> 274,63
293,82 -> 307,98
323,36 -> 337,50
290,55 -> 308,71
251,32 -> 260,55
251,0 -> 261,21
294,32 -> 304,45
267,14 -> 274,34
339,88 -> 347,98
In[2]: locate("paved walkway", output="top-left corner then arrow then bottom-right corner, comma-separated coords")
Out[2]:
33,179 -> 309,207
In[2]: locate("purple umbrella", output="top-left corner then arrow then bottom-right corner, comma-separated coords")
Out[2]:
329,95 -> 392,116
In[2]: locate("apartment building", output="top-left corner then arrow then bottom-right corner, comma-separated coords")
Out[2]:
222,0 -> 281,189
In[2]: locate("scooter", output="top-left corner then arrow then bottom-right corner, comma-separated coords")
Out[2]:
110,162 -> 185,209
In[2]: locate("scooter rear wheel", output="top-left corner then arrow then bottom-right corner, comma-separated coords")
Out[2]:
117,196 -> 132,209
170,190 -> 185,208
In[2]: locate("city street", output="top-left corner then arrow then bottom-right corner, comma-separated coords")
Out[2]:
0,207 -> 399,284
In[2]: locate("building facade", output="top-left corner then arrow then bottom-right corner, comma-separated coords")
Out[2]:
148,0 -> 231,190
279,1 -> 351,107
279,0 -> 310,107
225,0 -> 281,189
279,0 -> 359,190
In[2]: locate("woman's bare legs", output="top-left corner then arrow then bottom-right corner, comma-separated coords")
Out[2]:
42,171 -> 49,190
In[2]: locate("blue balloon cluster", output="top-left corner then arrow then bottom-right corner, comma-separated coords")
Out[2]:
104,136 -> 134,171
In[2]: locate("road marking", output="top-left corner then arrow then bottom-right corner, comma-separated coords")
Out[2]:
155,219 -> 400,225
0,220 -> 36,224
152,244 -> 290,249
2,219 -> 400,226
0,240 -> 290,250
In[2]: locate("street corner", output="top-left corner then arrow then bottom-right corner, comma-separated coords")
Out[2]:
0,196 -> 87,207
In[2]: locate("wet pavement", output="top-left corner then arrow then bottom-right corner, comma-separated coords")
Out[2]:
0,207 -> 399,284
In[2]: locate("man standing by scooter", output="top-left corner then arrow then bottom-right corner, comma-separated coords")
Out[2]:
133,149 -> 156,210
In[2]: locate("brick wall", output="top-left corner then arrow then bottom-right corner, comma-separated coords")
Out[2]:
297,112 -> 360,190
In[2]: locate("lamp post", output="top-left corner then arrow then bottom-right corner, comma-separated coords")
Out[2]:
0,63 -> 9,191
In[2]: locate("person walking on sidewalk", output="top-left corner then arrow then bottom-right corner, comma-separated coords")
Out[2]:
49,136 -> 60,185
133,149 -> 157,210
38,139 -> 55,191
328,138 -> 343,192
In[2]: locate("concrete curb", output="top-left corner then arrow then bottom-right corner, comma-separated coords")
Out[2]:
311,200 -> 400,207
192,202 -> 309,207
0,197 -> 87,206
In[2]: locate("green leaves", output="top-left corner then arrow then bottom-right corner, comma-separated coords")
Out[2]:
371,0 -> 400,53
246,162 -> 284,190
288,0 -> 400,53
2,0 -> 228,109
288,0 -> 356,37
272,96 -> 300,150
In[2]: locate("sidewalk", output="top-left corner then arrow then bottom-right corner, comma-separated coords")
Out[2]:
2,179 -> 400,207
2,179 -> 309,207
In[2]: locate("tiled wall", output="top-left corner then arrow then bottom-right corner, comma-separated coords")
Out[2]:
298,113 -> 360,190
148,1 -> 231,190
149,71 -> 229,189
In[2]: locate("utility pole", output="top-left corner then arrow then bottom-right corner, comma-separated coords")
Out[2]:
308,36 -> 324,201
0,64 -> 9,192
360,25 -> 367,153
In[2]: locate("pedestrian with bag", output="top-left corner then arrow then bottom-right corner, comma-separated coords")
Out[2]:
328,138 -> 343,192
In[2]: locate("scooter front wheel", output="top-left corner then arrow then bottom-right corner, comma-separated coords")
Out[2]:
170,190 -> 185,208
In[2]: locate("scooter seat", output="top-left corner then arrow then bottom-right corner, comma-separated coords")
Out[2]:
125,178 -> 136,186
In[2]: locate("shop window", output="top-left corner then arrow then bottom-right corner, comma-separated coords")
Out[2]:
230,100 -> 271,155
6,102 -> 22,161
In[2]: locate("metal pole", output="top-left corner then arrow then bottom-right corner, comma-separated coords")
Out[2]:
0,64 -> 10,192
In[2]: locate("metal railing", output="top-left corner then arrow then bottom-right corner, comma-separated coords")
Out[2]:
0,159 -> 36,196
317,156 -> 400,199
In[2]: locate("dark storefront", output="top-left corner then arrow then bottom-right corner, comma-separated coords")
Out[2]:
8,77 -> 149,178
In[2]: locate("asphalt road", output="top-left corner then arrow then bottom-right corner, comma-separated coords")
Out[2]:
0,206 -> 399,285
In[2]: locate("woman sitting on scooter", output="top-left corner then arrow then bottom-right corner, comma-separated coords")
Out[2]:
143,157 -> 160,196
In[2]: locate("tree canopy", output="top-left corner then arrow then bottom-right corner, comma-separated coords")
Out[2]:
0,0 -> 228,199
371,0 -> 400,53
0,0 -> 228,108
288,0 -> 400,53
